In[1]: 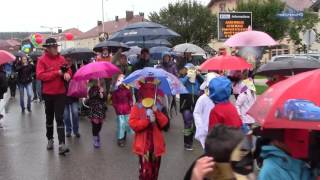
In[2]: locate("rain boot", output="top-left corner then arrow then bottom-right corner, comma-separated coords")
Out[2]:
59,144 -> 70,155
47,139 -> 54,150
117,139 -> 125,147
93,136 -> 100,148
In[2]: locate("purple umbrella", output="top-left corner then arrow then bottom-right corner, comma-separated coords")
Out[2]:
73,61 -> 120,81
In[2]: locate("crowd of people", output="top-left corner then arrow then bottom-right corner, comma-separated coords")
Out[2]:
0,37 -> 320,180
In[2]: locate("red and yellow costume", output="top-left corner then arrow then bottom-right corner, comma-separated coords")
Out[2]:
129,78 -> 168,180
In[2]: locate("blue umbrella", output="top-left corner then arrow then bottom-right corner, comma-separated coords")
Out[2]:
109,22 -> 180,43
126,39 -> 172,48
123,67 -> 187,95
149,46 -> 172,60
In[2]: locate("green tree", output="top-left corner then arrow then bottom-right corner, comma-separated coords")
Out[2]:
149,0 -> 217,47
236,0 -> 290,40
289,10 -> 319,50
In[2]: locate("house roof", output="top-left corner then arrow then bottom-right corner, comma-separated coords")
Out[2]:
76,15 -> 144,40
6,39 -> 20,46
62,28 -> 83,37
311,0 -> 320,9
0,39 -> 21,51
284,0 -> 314,11
207,0 -> 225,8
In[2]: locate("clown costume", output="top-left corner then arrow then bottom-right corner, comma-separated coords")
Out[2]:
129,77 -> 168,180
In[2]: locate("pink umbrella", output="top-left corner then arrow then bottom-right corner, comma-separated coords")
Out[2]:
0,50 -> 15,65
224,27 -> 277,47
73,61 -> 120,81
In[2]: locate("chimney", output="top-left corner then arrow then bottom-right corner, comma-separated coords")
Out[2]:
115,16 -> 119,22
126,11 -> 134,21
97,21 -> 102,26
139,12 -> 144,18
58,28 -> 62,33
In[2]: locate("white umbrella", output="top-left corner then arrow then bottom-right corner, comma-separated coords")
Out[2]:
173,43 -> 206,54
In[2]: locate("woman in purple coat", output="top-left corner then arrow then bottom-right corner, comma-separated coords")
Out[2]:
156,52 -> 178,131
111,74 -> 134,147
157,52 -> 178,77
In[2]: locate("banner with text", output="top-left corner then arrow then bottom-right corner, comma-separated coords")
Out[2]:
218,12 -> 252,40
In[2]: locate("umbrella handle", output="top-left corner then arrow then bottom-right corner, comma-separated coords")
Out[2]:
154,84 -> 158,106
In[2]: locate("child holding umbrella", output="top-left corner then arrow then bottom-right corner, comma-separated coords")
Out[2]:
86,79 -> 106,148
70,59 -> 120,148
129,77 -> 168,180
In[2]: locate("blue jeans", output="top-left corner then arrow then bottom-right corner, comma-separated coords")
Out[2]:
64,101 -> 79,134
36,80 -> 42,100
18,83 -> 32,110
32,79 -> 42,100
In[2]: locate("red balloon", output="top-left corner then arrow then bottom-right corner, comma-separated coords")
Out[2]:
35,33 -> 42,38
35,37 -> 43,44
65,33 -> 74,40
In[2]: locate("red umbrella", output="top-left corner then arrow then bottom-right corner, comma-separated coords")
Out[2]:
0,50 -> 15,65
199,55 -> 252,71
248,69 -> 320,130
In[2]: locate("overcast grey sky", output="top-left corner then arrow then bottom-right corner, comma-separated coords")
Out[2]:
0,0 -> 209,32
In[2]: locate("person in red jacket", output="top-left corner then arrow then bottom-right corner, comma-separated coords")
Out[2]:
208,76 -> 242,130
129,77 -> 168,180
36,38 -> 71,155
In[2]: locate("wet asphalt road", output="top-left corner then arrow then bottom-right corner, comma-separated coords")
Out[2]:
0,98 -> 202,180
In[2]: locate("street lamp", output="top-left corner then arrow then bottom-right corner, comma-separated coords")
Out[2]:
101,0 -> 108,33
102,0 -> 105,33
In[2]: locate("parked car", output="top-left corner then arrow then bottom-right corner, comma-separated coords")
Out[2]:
270,54 -> 319,62
275,99 -> 320,121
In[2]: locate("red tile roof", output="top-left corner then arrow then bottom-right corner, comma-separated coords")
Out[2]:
63,28 -> 83,37
0,39 -> 21,51
77,15 -> 144,40
285,0 -> 314,11
207,0 -> 234,8
6,39 -> 20,46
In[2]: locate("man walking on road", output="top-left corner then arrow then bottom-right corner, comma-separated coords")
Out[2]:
36,38 -> 71,155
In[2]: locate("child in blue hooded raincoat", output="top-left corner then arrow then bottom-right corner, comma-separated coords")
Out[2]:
208,76 -> 242,131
